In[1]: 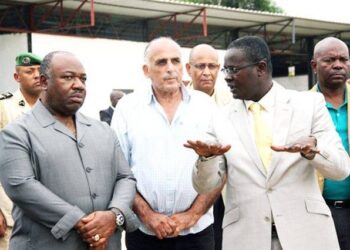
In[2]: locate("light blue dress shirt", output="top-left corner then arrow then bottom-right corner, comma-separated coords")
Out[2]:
111,85 -> 217,236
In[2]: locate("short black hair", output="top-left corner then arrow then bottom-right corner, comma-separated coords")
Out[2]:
227,36 -> 272,73
40,51 -> 71,78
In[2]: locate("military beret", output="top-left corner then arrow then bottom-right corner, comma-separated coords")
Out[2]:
15,52 -> 42,66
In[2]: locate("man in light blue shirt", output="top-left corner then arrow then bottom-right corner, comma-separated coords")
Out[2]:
111,37 -> 222,250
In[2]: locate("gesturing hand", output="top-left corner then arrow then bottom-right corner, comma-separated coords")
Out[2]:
184,140 -> 231,157
271,136 -> 319,159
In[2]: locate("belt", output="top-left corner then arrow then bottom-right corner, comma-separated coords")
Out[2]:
325,199 -> 350,208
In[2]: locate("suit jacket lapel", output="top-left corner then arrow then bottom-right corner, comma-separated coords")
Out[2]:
32,101 -> 75,139
267,84 -> 293,179
229,100 -> 267,177
76,113 -> 91,143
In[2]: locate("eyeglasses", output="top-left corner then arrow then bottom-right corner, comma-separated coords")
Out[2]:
191,63 -> 220,71
221,59 -> 266,76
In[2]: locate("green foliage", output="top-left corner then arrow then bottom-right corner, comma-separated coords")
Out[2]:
182,0 -> 283,13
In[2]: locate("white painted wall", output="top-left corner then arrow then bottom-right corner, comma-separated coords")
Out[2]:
0,33 -> 29,93
0,33 -> 309,120
274,75 -> 309,91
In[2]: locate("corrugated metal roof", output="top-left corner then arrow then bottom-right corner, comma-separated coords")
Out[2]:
4,0 -> 350,38
74,0 -> 350,38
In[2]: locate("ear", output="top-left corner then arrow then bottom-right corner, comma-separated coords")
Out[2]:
310,59 -> 317,74
143,64 -> 149,78
14,72 -> 20,83
40,75 -> 48,90
185,63 -> 192,76
256,61 -> 267,77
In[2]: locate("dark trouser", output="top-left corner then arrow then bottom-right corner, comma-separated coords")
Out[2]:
327,203 -> 350,250
125,225 -> 214,250
213,195 -> 224,250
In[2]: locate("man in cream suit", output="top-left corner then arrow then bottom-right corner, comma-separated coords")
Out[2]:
185,36 -> 350,250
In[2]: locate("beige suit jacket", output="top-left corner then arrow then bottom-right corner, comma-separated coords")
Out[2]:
193,83 -> 349,250
0,89 -> 30,227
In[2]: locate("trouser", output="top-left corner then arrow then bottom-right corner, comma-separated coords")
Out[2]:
327,202 -> 350,250
271,224 -> 282,250
125,225 -> 214,250
213,195 -> 224,250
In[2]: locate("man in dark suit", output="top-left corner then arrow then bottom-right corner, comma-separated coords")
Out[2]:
99,90 -> 125,125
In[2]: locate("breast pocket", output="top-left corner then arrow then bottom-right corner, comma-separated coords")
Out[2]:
222,207 -> 240,229
285,128 -> 309,144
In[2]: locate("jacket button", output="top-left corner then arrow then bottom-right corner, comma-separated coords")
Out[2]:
86,167 -> 92,173
91,193 -> 97,199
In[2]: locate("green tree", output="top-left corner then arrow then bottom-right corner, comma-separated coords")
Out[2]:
182,0 -> 283,13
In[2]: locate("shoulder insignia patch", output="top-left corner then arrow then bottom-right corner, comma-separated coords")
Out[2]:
0,92 -> 13,100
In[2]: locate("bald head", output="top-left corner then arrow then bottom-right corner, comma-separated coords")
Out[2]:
189,44 -> 219,63
186,44 -> 220,96
313,37 -> 348,59
144,37 -> 181,64
311,37 -> 350,91
142,37 -> 183,95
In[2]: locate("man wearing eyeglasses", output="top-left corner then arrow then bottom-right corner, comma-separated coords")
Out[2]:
185,36 -> 349,250
186,44 -> 232,106
310,37 -> 350,249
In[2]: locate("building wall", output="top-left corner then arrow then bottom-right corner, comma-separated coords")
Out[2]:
0,33 -> 28,93
0,33 -> 309,120
274,75 -> 309,91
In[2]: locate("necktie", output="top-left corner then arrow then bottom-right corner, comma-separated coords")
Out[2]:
249,102 -> 272,170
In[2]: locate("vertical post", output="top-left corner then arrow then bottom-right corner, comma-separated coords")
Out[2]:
202,8 -> 207,37
306,37 -> 315,89
27,33 -> 32,52
292,18 -> 295,44
226,29 -> 239,48
90,0 -> 95,26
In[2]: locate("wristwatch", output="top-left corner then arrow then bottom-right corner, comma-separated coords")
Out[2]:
111,208 -> 125,228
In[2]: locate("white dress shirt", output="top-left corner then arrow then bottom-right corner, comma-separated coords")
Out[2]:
111,85 -> 217,236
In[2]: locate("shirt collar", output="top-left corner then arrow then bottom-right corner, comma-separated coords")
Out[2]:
33,100 -> 91,127
145,83 -> 191,105
316,83 -> 348,108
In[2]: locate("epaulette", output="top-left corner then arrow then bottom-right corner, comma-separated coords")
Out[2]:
0,92 -> 13,100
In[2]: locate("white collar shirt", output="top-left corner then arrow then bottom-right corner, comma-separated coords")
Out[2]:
111,85 -> 217,236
